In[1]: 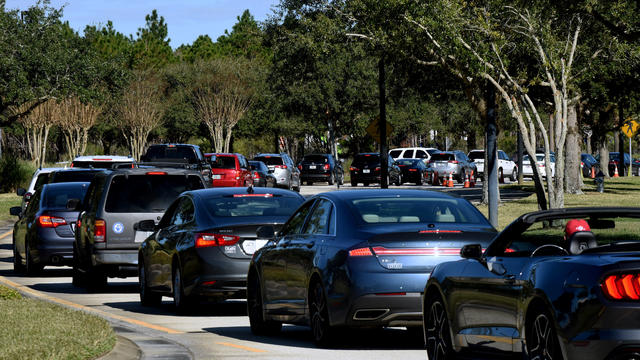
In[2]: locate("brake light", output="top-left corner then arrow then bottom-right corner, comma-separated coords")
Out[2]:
323,164 -> 330,170
70,163 -> 74,168
602,274 -> 640,300
409,169 -> 417,172
233,194 -> 273,197
348,247 -> 373,257
253,171 -> 260,179
195,233 -> 240,248
372,247 -> 461,255
275,165 -> 287,169
38,215 -> 67,228
350,167 -> 359,171
448,160 -> 459,164
93,158 -> 112,161
94,219 -> 106,242
146,171 -> 167,175
375,167 -> 381,171
298,165 -> 302,170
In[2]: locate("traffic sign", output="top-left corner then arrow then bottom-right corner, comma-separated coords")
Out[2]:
366,117 -> 393,144
622,119 -> 639,138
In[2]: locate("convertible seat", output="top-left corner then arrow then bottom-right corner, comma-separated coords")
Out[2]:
568,231 -> 597,255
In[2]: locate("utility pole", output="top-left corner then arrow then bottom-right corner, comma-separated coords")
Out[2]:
486,83 -> 498,228
379,55 -> 388,189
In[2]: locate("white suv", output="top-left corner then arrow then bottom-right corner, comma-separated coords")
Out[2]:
389,147 -> 440,163
467,149 -> 518,181
71,155 -> 134,169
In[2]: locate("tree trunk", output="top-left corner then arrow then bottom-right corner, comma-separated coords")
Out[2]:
599,141 -> 610,177
565,105 -> 582,194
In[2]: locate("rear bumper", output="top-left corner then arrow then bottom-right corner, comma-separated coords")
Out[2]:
186,247 -> 251,299
93,249 -> 138,267
345,293 -> 423,327
566,329 -> 640,360
300,172 -> 331,181
34,230 -> 74,265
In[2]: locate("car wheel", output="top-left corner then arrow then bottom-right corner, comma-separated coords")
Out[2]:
25,242 -> 43,276
139,259 -> 161,306
425,293 -> 454,360
511,168 -> 517,181
13,239 -> 24,273
416,174 -> 423,186
310,281 -> 334,347
351,180 -> 357,187
72,244 -> 87,287
287,177 -> 293,191
247,271 -> 281,335
338,173 -> 344,185
526,308 -> 562,360
86,266 -> 107,292
395,174 -> 401,186
173,265 -> 191,312
328,174 -> 334,185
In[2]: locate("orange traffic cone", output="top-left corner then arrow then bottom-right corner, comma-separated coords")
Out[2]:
447,173 -> 454,187
469,170 -> 476,187
590,166 -> 596,179
463,174 -> 470,188
613,165 -> 620,178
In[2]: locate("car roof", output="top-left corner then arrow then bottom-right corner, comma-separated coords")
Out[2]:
52,168 -> 105,173
187,187 -> 304,199
72,155 -> 133,162
34,167 -> 65,174
43,181 -> 90,190
390,147 -> 439,151
148,143 -> 200,148
315,189 -> 460,202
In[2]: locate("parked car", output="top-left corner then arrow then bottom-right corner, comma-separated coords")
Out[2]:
247,189 -> 496,345
395,158 -> 431,185
468,149 -> 517,181
389,147 -> 440,163
253,153 -> 300,191
72,168 -> 207,290
633,158 -> 640,176
141,144 -> 212,184
349,153 -> 401,187
581,153 -> 599,177
16,167 -> 63,211
10,182 -> 90,274
423,207 -> 640,360
248,161 -> 277,188
429,151 -> 477,183
71,155 -> 134,169
205,153 -> 253,187
522,153 -> 556,178
606,152 -> 631,176
298,154 -> 344,185
137,187 -> 305,311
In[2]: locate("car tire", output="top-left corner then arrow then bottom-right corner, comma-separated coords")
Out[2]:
351,180 -> 357,187
328,174 -> 334,185
526,307 -> 562,360
25,242 -> 43,276
72,244 -> 87,287
139,259 -> 162,307
247,271 -> 281,335
424,293 -> 454,360
86,266 -> 107,292
338,174 -> 343,185
395,174 -> 401,186
310,281 -> 334,347
13,239 -> 25,273
287,177 -> 293,191
173,265 -> 191,313
511,168 -> 517,181
416,174 -> 423,186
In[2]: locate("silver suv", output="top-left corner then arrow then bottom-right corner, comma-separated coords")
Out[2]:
253,153 -> 300,191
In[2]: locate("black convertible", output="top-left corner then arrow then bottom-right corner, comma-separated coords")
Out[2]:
423,207 -> 640,360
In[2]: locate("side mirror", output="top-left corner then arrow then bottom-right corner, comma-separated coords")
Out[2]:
16,188 -> 26,197
10,207 -> 22,217
460,244 -> 483,260
256,225 -> 275,239
66,198 -> 82,211
136,219 -> 157,232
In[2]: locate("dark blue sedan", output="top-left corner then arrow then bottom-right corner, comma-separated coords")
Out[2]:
247,189 -> 496,346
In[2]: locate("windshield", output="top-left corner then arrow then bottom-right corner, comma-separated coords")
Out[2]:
71,161 -> 132,169
431,153 -> 455,161
143,146 -> 197,163
42,183 -> 89,209
353,154 -> 380,165
302,155 -> 328,163
105,175 -> 204,213
254,156 -> 284,166
204,195 -> 304,217
211,156 -> 236,169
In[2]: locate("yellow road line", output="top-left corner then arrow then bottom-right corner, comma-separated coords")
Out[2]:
216,342 -> 268,353
0,276 -> 182,334
0,230 -> 13,240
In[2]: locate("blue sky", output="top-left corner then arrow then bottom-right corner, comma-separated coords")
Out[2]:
5,0 -> 280,48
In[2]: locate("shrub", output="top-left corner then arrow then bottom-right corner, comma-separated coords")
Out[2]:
0,156 -> 35,193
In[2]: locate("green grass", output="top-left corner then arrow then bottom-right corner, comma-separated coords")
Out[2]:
476,176 -> 640,230
0,285 -> 115,360
0,193 -> 21,224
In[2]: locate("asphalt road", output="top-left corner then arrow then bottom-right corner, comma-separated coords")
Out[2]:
0,182 -> 529,359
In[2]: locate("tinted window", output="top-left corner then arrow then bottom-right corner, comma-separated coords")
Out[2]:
204,195 -> 303,217
468,151 -> 484,160
353,154 -> 380,165
105,175 -> 204,213
280,200 -> 315,236
254,156 -> 284,166
50,171 -> 100,183
304,199 -> 333,235
171,198 -> 195,225
389,150 -> 402,158
249,161 -> 266,171
42,183 -> 89,209
144,146 -> 197,163
431,153 -> 455,161
415,150 -> 428,159
397,159 -> 420,166
350,197 -> 489,224
403,150 -> 415,158
211,156 -> 237,169
34,173 -> 50,190
303,155 -> 329,163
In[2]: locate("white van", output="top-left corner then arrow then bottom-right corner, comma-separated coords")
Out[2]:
389,147 -> 440,162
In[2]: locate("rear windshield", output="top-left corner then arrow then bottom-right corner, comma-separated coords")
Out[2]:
254,156 -> 284,166
143,146 -> 197,163
43,183 -> 89,209
431,153 -> 455,161
303,155 -> 328,163
353,154 -> 380,165
50,171 -> 100,183
468,151 -> 484,160
427,149 -> 440,155
71,161 -> 132,169
211,156 -> 236,169
204,195 -> 303,217
249,161 -> 266,171
351,197 -> 489,224
105,175 -> 204,213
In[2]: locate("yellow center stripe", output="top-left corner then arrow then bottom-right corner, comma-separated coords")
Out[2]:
0,230 -> 13,240
215,342 -> 268,353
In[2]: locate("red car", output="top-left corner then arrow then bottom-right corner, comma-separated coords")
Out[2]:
205,153 -> 253,187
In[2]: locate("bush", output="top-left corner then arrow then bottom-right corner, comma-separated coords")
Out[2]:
0,156 -> 35,193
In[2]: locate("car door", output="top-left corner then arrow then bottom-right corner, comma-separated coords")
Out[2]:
14,190 -> 41,260
262,199 -> 315,314
148,200 -> 180,291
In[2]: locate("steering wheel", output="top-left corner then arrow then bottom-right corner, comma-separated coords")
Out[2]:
530,244 -> 569,257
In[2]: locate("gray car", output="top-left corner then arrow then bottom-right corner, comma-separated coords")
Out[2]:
253,153 -> 300,191
429,151 -> 477,183
72,168 -> 207,290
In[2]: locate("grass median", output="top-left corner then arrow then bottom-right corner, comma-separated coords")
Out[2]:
0,193 -> 20,224
0,285 -> 115,359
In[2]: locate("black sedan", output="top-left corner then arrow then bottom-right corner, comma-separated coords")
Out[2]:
249,160 -> 277,188
247,189 -> 496,346
10,182 -> 89,274
349,153 -> 402,187
423,207 -> 640,360
137,187 -> 305,311
298,153 -> 344,185
396,158 -> 431,185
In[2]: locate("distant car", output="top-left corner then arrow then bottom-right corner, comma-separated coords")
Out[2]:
607,152 -> 631,176
468,149 -> 517,181
429,151 -> 476,183
389,147 -> 439,163
581,153 -> 599,177
205,153 -> 253,187
11,182 -> 89,274
137,187 -> 305,311
395,158 -> 431,185
633,158 -> 640,176
298,154 -> 344,185
522,153 -> 556,178
349,153 -> 402,187
253,153 -> 300,191
248,161 -> 277,188
247,189 -> 496,345
423,207 -> 640,360
73,168 -> 207,290
141,144 -> 212,184
16,167 -> 63,211
71,155 -> 134,169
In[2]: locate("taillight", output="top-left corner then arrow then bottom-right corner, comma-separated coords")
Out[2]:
372,246 -> 460,255
409,169 -> 417,172
448,160 -> 459,164
348,247 -> 373,257
253,171 -> 260,179
298,165 -> 302,170
350,167 -> 358,171
602,274 -> 640,300
94,219 -> 106,242
323,164 -> 330,170
195,233 -> 240,248
146,171 -> 167,175
38,215 -> 67,228
375,167 -> 381,171
275,165 -> 287,169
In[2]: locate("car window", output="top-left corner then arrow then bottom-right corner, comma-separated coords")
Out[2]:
303,155 -> 329,163
415,150 -> 428,159
254,156 -> 284,166
468,151 -> 483,160
50,171 -> 100,183
43,184 -> 88,209
389,150 -> 402,158
34,173 -> 50,190
144,146 -> 197,163
279,200 -> 315,236
171,197 -> 195,226
203,194 -> 303,218
403,150 -> 415,158
353,154 -> 380,165
212,156 -> 236,169
25,190 -> 41,217
303,199 -> 334,235
431,153 -> 455,161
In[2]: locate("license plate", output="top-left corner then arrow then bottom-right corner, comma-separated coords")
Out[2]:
242,239 -> 269,254
363,169 -> 370,173
212,174 -> 222,179
134,231 -> 153,243
309,165 -> 316,169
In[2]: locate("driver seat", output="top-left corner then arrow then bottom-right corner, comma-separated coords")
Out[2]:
567,231 -> 597,255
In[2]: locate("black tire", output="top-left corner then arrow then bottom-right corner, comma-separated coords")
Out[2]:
13,239 -> 24,273
173,265 -> 191,313
416,175 -> 423,186
247,272 -> 282,335
395,174 -> 401,186
139,258 -> 162,306
511,168 -> 517,181
351,180 -> 357,187
25,243 -> 43,276
526,307 -> 563,360
86,266 -> 107,292
457,170 -> 465,184
424,293 -> 454,360
293,178 -> 301,192
310,281 -> 334,347
338,172 -> 344,185
499,168 -> 504,182
72,244 -> 87,287
328,173 -> 334,185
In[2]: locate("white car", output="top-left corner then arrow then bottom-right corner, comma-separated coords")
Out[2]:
71,155 -> 134,169
389,147 -> 440,163
17,167 -> 64,210
522,153 -> 556,179
467,149 -> 518,181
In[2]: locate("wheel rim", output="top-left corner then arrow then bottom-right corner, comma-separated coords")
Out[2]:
173,268 -> 182,306
426,300 -> 450,360
529,313 -> 556,360
311,284 -> 327,342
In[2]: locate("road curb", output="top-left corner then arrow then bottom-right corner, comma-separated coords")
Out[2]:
98,335 -> 141,360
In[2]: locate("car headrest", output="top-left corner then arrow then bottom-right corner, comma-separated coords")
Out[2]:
568,231 -> 597,255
